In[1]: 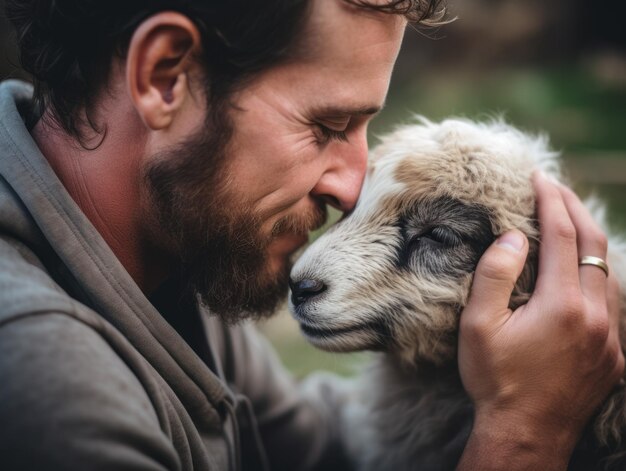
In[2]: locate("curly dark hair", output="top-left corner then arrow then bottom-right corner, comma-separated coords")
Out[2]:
5,0 -> 447,144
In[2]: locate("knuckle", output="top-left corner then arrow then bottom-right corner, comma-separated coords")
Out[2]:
554,220 -> 577,242
596,232 -> 609,253
583,227 -> 608,254
460,311 -> 495,343
478,256 -> 516,287
561,289 -> 585,313
555,293 -> 585,326
460,310 -> 485,333
459,315 -> 485,342
585,315 -> 610,347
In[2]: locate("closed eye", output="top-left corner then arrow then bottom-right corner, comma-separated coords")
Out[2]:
411,226 -> 462,248
315,123 -> 349,145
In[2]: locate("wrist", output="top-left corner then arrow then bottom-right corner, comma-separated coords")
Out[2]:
458,408 -> 579,471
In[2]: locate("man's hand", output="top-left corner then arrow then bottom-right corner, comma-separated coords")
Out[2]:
457,171 -> 624,470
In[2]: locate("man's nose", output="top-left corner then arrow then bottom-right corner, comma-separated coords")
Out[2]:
310,140 -> 368,212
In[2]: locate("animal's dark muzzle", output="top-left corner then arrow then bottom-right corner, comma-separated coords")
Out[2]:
289,278 -> 327,306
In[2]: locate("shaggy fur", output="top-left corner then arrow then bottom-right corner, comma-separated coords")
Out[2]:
289,117 -> 626,470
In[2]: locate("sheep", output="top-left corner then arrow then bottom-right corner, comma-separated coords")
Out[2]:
288,117 -> 626,471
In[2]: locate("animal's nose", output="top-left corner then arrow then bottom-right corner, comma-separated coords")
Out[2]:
289,279 -> 327,306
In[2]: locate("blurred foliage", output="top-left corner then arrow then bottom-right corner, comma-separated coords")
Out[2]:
370,67 -> 626,153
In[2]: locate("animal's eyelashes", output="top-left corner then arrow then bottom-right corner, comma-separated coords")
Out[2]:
395,196 -> 495,277
407,226 -> 463,250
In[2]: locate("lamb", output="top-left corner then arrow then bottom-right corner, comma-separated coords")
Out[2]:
288,118 -> 626,470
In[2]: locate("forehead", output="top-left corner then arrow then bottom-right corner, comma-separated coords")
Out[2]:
301,0 -> 406,61
286,0 -> 406,108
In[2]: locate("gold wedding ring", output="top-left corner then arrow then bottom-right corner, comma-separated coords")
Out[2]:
578,256 -> 609,277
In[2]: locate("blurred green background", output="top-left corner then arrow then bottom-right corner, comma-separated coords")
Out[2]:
2,0 -> 625,379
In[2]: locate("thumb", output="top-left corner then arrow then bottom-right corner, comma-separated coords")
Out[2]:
465,230 -> 529,324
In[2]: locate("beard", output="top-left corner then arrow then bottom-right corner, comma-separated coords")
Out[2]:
142,111 -> 327,323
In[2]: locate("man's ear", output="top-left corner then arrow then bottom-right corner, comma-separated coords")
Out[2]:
126,12 -> 202,130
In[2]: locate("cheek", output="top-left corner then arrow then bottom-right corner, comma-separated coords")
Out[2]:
230,132 -> 327,193
245,164 -> 329,223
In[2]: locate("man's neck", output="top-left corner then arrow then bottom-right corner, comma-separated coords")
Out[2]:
31,110 -> 169,294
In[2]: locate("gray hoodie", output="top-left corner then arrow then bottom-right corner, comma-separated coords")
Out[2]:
0,80 -> 348,471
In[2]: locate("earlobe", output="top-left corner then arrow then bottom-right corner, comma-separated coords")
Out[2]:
126,13 -> 202,130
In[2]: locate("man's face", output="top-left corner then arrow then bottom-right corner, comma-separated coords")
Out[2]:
144,0 -> 405,321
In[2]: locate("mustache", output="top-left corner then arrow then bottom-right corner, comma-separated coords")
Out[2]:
271,203 -> 328,238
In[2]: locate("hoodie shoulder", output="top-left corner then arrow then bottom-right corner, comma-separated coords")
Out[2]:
0,232 -> 75,322
0,310 -> 180,470
0,233 -> 182,469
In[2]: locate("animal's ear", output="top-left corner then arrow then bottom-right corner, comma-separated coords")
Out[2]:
509,238 -> 539,310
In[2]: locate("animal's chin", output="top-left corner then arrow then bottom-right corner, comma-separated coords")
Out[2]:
296,318 -> 390,352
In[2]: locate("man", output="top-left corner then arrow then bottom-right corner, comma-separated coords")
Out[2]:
0,0 -> 622,469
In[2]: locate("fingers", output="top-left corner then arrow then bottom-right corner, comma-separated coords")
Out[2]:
557,181 -> 624,385
464,230 -> 529,326
604,280 -> 625,388
557,184 -> 609,303
535,175 -> 618,383
604,272 -> 624,386
533,172 -> 580,294
606,272 -> 623,346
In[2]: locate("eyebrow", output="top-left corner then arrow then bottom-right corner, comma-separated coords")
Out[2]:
313,104 -> 384,118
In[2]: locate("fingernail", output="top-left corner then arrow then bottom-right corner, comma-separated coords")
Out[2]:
496,231 -> 525,253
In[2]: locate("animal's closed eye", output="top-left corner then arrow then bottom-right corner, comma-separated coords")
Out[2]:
411,227 -> 462,249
